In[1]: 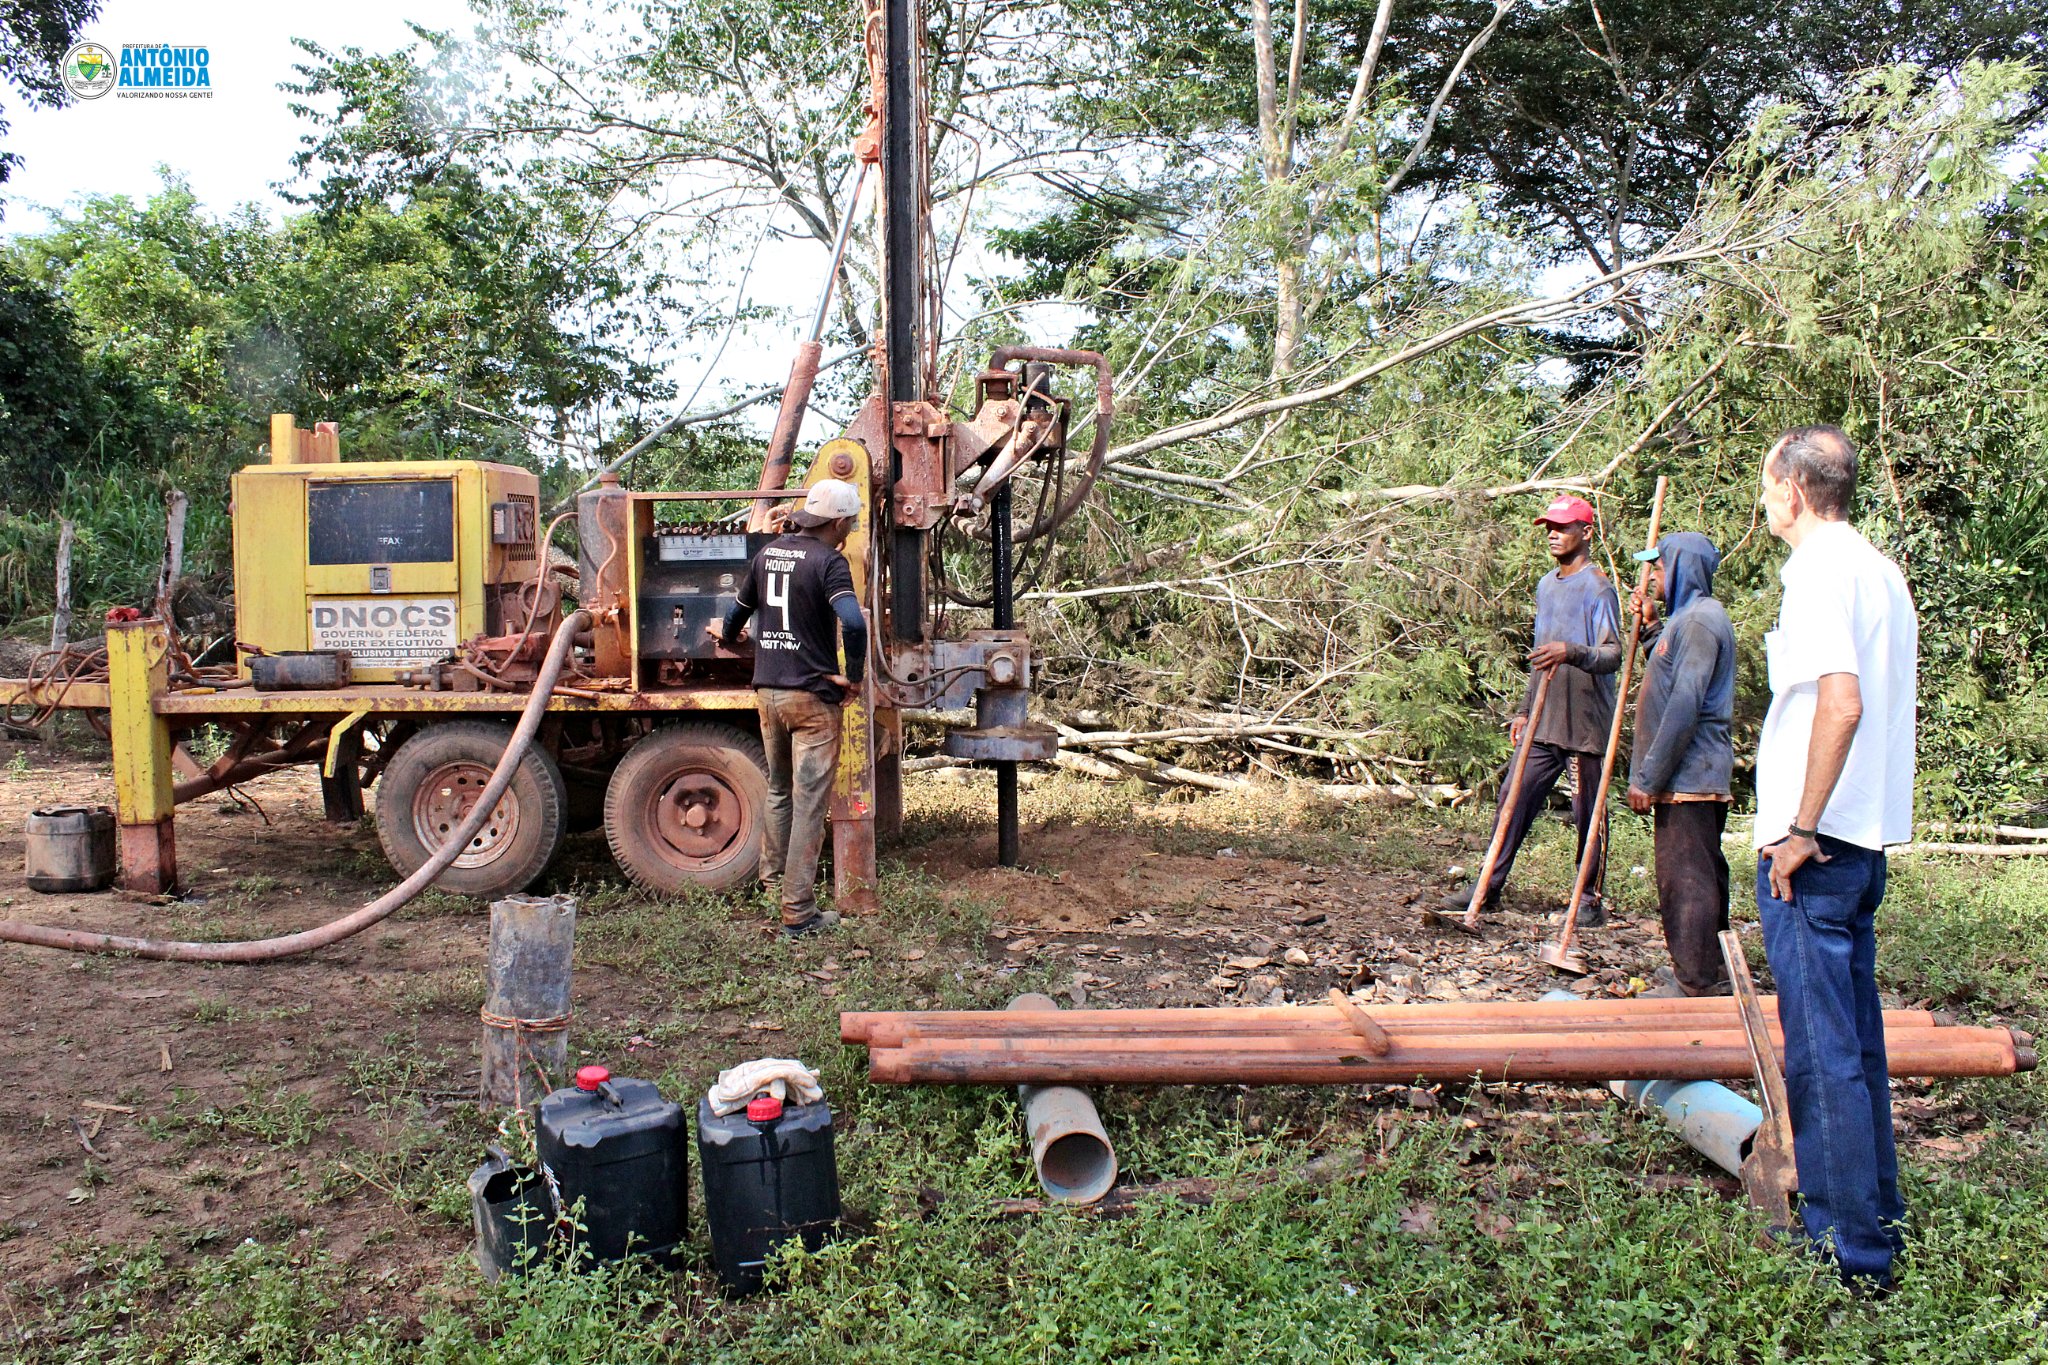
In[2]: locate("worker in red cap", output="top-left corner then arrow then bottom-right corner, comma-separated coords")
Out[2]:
1440,493 -> 1622,924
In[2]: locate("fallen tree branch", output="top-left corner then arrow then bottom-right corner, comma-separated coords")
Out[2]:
1891,842 -> 2048,859
1382,0 -> 1515,198
1915,823 -> 2048,842
1104,229 -> 1776,467
1050,721 -> 1463,805
1054,722 -> 1385,749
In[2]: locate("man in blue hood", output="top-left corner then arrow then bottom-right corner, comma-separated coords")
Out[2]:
1626,531 -> 1737,995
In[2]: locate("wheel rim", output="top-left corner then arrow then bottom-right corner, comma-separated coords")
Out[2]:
412,760 -> 519,868
645,766 -> 750,868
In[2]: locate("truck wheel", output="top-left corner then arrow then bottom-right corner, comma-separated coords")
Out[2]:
604,724 -> 768,895
374,721 -> 568,897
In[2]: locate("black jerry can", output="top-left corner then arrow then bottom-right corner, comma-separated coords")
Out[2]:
536,1066 -> 687,1267
696,1094 -> 841,1294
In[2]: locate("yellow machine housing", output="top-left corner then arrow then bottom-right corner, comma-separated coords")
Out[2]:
232,416 -> 541,682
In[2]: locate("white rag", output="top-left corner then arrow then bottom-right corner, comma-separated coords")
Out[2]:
706,1057 -> 825,1116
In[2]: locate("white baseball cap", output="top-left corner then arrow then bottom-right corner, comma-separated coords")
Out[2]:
791,478 -> 862,526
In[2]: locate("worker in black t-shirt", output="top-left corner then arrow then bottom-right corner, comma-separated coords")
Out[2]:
710,479 -> 869,936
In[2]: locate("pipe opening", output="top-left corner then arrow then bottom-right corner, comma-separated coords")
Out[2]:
1038,1131 -> 1115,1203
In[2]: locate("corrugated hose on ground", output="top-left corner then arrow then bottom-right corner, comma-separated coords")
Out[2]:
0,609 -> 592,962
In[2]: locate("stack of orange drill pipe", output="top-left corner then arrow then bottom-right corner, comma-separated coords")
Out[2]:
842,999 -> 2036,1088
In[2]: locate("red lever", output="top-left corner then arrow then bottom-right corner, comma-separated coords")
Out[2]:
575,1065 -> 610,1092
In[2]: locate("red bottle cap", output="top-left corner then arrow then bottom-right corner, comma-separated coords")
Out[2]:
575,1065 -> 610,1092
746,1094 -> 784,1122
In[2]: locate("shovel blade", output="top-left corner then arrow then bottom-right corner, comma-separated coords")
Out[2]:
1536,943 -> 1588,975
1739,1148 -> 1799,1230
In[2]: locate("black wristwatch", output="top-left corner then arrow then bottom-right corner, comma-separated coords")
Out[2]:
1787,822 -> 1820,841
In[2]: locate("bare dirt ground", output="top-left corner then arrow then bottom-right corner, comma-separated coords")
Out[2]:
0,736 -> 1976,1336
902,770 -> 1675,1010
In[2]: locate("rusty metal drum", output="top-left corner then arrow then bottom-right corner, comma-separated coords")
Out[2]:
25,805 -> 116,893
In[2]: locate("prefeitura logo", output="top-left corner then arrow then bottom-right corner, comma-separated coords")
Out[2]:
61,42 -> 117,100
115,44 -> 213,97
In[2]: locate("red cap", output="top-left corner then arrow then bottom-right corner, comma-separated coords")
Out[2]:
574,1065 -> 610,1092
1535,495 -> 1595,527
746,1094 -> 784,1122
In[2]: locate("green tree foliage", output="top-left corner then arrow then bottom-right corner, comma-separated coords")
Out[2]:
1037,0 -> 2046,282
1388,0 -> 2047,274
0,172 -> 671,628
1022,62 -> 2048,820
0,253 -> 115,498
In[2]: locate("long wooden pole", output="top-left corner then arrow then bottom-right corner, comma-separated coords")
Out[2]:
1461,665 -> 1554,929
49,518 -> 75,650
155,489 -> 189,628
1541,475 -> 1668,972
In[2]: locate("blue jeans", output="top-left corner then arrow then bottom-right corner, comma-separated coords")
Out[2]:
1756,835 -> 1904,1285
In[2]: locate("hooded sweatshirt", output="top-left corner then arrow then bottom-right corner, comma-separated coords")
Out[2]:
1631,531 -> 1736,798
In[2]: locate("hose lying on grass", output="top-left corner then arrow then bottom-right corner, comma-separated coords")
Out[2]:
0,610 -> 592,963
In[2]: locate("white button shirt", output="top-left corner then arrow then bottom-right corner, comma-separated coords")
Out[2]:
1755,519 -> 1918,851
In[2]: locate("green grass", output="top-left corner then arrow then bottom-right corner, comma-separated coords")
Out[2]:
1881,858 -> 2048,1015
199,1087 -> 327,1148
29,1116 -> 2048,1364
12,802 -> 2048,1363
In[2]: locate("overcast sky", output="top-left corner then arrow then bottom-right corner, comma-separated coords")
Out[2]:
3,0 -> 891,444
4,0 -> 478,233
3,0 -> 1093,451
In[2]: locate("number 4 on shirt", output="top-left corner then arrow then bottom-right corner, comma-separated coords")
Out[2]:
765,567 -> 792,632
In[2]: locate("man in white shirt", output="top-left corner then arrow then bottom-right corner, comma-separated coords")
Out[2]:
1754,425 -> 1918,1291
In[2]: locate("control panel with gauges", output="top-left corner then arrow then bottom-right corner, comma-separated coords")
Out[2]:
636,528 -> 774,662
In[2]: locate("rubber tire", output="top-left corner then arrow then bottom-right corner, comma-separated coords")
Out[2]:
604,723 -> 769,895
373,720 -> 568,898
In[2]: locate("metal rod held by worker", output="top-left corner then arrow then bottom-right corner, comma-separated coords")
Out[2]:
1006,994 -> 1117,1205
1449,666 -> 1554,932
1540,475 -> 1668,975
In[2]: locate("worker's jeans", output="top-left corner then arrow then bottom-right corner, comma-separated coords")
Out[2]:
758,687 -> 842,927
1655,801 -> 1730,993
1756,836 -> 1903,1286
1478,744 -> 1606,909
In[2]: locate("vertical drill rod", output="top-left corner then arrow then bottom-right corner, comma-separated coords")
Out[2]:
881,0 -> 926,642
990,481 -> 1019,867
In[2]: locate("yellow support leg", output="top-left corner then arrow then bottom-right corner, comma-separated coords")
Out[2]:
106,618 -> 178,893
833,685 -> 879,914
815,435 -> 880,914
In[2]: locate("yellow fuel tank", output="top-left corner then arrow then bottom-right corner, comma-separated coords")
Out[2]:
231,416 -> 541,681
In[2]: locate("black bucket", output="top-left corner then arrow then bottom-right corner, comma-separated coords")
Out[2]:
468,1147 -> 554,1281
